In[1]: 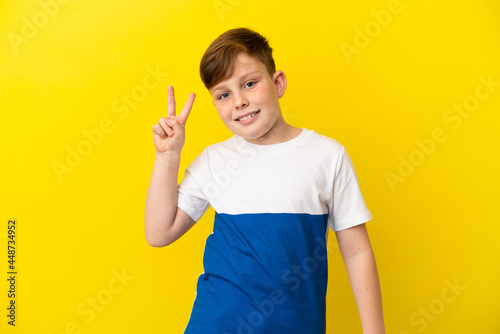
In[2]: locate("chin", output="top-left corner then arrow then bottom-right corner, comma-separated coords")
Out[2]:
240,128 -> 271,141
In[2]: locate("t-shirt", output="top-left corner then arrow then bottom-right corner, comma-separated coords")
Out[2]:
177,128 -> 373,334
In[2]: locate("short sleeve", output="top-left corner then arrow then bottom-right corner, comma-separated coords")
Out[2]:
328,146 -> 373,231
177,152 -> 211,223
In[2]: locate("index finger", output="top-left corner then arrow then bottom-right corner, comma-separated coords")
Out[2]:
167,85 -> 176,117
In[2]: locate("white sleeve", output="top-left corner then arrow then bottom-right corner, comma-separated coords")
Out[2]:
177,151 -> 211,223
328,146 -> 373,232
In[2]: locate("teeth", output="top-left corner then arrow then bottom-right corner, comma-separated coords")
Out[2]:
238,112 -> 257,121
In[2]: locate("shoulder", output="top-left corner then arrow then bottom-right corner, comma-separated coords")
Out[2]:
186,136 -> 238,171
189,136 -> 238,159
301,128 -> 345,155
204,135 -> 239,152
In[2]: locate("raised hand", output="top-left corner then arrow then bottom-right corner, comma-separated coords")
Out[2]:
152,86 -> 196,154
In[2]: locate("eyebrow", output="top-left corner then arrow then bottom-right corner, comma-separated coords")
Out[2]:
211,71 -> 261,95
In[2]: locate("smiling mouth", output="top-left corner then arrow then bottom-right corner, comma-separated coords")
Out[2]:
236,111 -> 260,121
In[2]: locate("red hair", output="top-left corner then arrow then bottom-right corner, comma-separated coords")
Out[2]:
200,28 -> 276,90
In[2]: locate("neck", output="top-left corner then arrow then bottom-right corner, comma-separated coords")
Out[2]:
244,119 -> 303,145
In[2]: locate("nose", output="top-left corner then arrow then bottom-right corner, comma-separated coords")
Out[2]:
233,90 -> 249,109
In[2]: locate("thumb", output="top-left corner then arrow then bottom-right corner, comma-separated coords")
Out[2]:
165,117 -> 184,134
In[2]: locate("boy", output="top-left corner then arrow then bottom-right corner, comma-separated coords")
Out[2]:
145,28 -> 385,333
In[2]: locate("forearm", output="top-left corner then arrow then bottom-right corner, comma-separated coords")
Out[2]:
342,246 -> 385,334
144,151 -> 181,245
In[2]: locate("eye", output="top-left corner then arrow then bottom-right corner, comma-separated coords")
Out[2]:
245,81 -> 256,88
219,92 -> 230,100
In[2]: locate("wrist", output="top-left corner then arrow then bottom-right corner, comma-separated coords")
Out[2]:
155,150 -> 182,162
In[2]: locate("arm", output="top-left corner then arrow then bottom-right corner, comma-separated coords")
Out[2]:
144,86 -> 196,247
335,223 -> 385,334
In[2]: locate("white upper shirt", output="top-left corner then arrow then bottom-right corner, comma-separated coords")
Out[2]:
178,127 -> 373,232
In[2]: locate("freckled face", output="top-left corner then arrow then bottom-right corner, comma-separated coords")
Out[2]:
210,52 -> 287,143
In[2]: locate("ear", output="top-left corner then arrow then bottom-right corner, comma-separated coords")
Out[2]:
272,70 -> 287,98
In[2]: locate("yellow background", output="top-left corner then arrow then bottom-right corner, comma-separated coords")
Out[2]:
1,0 -> 499,333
